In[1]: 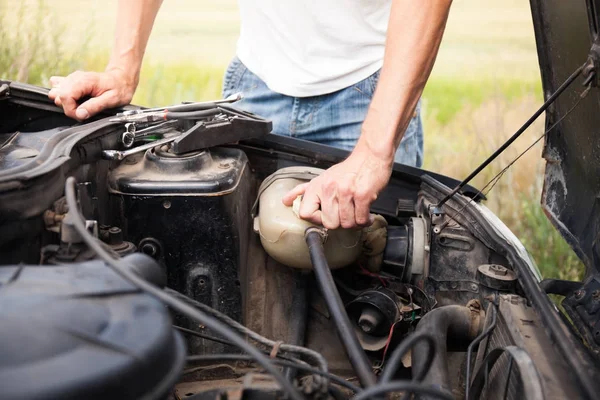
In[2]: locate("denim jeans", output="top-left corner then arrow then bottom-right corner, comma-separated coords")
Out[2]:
222,57 -> 424,167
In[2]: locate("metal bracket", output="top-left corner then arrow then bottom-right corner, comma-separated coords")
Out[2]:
171,107 -> 272,154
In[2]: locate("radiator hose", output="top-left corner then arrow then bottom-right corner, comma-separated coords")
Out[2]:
412,302 -> 484,393
305,227 -> 377,388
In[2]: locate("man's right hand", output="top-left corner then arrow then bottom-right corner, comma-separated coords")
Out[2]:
48,68 -> 137,121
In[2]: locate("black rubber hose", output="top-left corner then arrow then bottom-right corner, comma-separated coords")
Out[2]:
539,278 -> 582,296
352,381 -> 454,400
186,354 -> 360,393
64,177 -> 304,400
412,305 -> 481,394
305,228 -> 376,388
283,272 -> 310,381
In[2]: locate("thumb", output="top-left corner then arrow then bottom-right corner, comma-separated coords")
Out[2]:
282,182 -> 309,206
76,92 -> 119,120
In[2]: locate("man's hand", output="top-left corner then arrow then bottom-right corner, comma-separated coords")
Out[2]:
48,0 -> 163,120
282,142 -> 393,229
283,0 -> 452,230
48,69 -> 137,121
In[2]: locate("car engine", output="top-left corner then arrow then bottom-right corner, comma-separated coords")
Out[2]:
0,81 -> 594,400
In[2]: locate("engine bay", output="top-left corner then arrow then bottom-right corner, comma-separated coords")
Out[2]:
0,82 -> 595,399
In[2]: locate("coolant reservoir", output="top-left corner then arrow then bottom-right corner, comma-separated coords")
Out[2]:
253,166 -> 364,269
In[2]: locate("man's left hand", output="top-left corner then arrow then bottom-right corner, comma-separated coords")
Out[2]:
282,143 -> 393,229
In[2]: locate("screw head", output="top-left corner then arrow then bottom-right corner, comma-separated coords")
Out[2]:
574,290 -> 586,300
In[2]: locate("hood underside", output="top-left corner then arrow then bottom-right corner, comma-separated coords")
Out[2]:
530,0 -> 600,273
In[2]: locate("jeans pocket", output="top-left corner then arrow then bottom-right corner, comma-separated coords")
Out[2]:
368,69 -> 381,95
222,57 -> 245,96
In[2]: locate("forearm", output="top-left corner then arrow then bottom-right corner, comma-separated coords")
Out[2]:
359,0 -> 452,162
106,0 -> 164,85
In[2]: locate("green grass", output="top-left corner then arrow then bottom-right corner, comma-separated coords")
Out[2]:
0,0 -> 585,281
423,77 -> 543,124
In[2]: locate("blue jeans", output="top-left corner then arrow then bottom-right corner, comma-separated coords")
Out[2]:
222,57 -> 424,167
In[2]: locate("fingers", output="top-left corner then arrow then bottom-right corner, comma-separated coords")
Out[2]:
320,185 -> 340,229
286,175 -> 376,229
336,181 -> 356,229
298,185 -> 323,226
354,187 -> 377,227
56,71 -> 98,120
282,182 -> 309,206
77,91 -> 121,120
48,76 -> 64,101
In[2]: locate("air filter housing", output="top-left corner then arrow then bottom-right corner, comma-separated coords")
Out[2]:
0,254 -> 186,400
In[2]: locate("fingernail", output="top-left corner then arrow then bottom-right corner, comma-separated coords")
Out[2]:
76,108 -> 89,120
368,214 -> 375,225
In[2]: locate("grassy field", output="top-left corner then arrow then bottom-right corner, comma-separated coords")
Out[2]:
0,0 -> 584,280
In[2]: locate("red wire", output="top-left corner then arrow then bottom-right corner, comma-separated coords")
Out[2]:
381,320 -> 400,363
358,264 -> 388,287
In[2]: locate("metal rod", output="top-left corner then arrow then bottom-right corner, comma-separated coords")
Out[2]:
436,64 -> 584,208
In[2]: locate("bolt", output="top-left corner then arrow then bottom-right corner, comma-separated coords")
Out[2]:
489,264 -> 508,276
592,290 -> 600,300
574,290 -> 586,301
219,162 -> 230,169
470,283 -> 479,292
163,200 -> 171,209
107,227 -> 123,245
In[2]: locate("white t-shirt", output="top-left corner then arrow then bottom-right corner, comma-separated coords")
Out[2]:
236,0 -> 392,98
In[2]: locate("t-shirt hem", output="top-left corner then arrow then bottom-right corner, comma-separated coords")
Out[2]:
237,51 -> 383,98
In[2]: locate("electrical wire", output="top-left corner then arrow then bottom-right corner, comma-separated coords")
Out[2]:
436,63 -> 585,208
164,288 -> 329,379
173,325 -> 234,347
64,177 -> 305,400
351,381 -> 454,400
467,346 -> 543,400
464,302 -> 498,400
437,84 -> 591,233
185,354 -> 360,393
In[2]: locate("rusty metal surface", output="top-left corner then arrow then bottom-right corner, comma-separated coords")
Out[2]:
530,0 -> 600,272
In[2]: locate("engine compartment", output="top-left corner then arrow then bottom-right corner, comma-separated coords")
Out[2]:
0,84 -> 594,399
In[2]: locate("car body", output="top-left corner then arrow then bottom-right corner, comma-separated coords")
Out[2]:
0,0 -> 599,399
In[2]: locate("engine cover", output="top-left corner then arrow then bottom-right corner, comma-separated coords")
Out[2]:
0,255 -> 186,400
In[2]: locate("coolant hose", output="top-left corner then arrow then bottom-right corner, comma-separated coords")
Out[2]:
283,272 -> 310,381
305,228 -> 377,388
412,304 -> 483,393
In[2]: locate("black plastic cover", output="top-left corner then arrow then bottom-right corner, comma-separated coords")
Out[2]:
109,146 -> 248,195
0,254 -> 185,400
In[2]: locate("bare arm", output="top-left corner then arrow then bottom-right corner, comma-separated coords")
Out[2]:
283,0 -> 452,229
49,0 -> 163,120
361,0 -> 451,162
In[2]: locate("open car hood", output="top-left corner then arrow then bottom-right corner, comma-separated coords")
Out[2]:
530,0 -> 600,273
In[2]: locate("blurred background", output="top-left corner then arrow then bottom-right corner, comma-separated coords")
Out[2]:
0,0 -> 583,280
